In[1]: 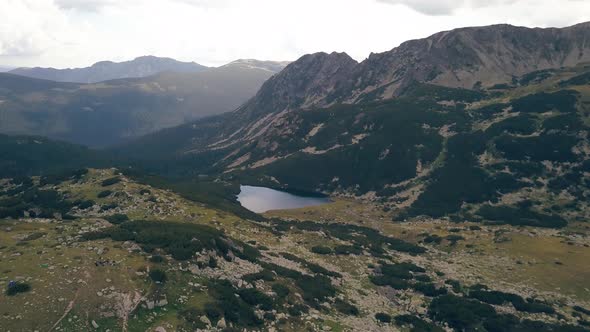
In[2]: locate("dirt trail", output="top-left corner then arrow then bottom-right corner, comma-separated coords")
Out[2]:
117,291 -> 144,332
48,289 -> 80,332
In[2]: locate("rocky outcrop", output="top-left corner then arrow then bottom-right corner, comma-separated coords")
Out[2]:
240,52 -> 358,117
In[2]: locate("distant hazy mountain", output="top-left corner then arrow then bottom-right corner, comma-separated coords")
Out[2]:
0,66 -> 13,72
0,61 -> 286,147
222,59 -> 291,73
9,56 -> 208,83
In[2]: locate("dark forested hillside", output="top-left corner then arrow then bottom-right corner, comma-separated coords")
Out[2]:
0,134 -> 107,178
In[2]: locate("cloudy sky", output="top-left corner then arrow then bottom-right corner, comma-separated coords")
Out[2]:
0,0 -> 588,69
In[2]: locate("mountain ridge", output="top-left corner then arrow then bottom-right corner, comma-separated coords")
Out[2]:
8,55 -> 208,83
257,21 -> 590,111
8,56 -> 292,84
349,21 -> 590,99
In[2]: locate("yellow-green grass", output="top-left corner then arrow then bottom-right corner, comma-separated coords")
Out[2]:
0,219 -> 150,331
471,65 -> 590,109
490,233 -> 590,301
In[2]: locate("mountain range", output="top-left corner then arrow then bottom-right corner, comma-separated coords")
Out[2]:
0,58 -> 288,147
113,22 -> 590,223
119,22 -> 590,159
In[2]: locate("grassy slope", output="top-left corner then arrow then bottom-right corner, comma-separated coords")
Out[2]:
1,170 -> 589,331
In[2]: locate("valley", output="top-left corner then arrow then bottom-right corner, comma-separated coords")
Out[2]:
0,58 -> 287,147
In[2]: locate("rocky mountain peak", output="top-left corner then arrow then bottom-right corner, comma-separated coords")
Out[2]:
239,52 -> 358,117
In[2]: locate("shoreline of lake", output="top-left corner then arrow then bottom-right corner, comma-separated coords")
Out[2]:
237,185 -> 330,213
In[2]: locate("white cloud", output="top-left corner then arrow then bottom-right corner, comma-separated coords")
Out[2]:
55,0 -> 234,12
0,0 -> 588,68
172,0 -> 237,7
55,0 -> 118,11
0,0 -> 74,56
376,0 -> 579,17
377,0 -> 462,15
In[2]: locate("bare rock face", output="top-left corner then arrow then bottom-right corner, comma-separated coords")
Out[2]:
241,51 -> 358,117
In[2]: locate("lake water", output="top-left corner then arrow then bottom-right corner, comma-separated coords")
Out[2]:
237,185 -> 330,213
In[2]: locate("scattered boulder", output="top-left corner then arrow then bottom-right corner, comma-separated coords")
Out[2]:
156,297 -> 168,307
199,315 -> 211,326
217,317 -> 227,328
